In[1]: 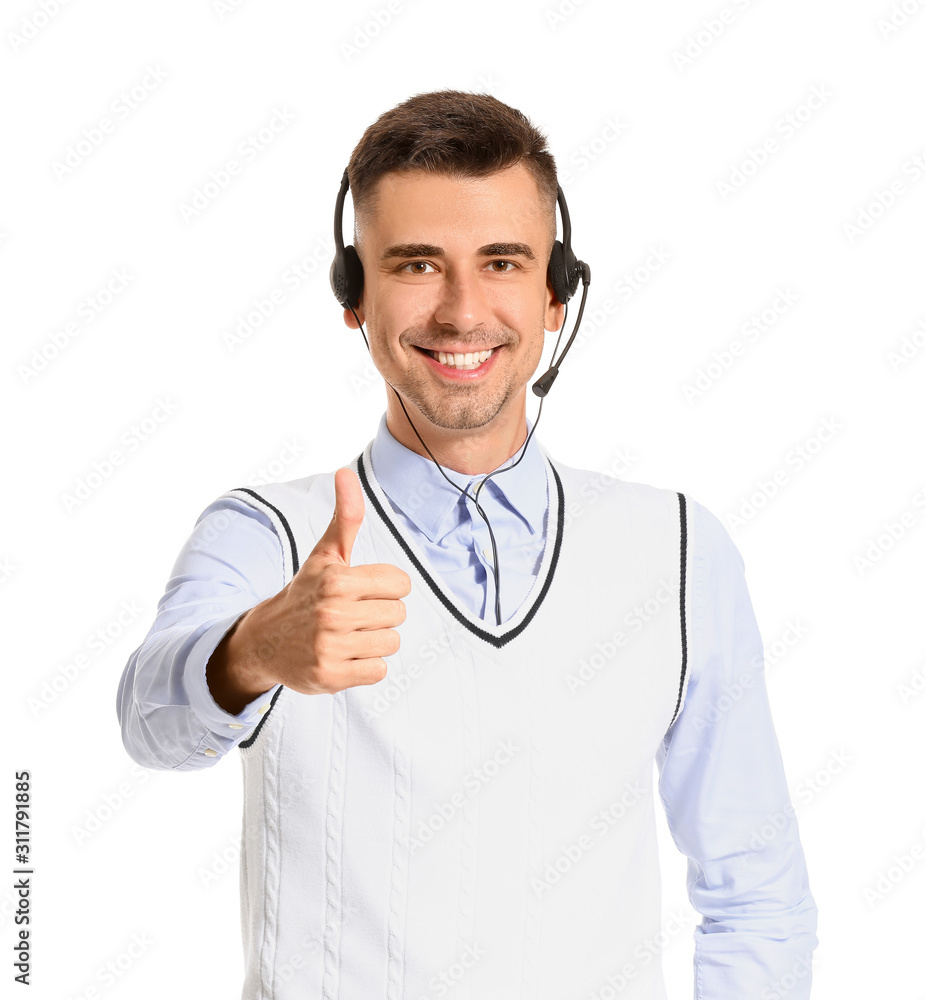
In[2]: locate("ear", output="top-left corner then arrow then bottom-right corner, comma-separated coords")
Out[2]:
544,279 -> 565,333
342,303 -> 365,329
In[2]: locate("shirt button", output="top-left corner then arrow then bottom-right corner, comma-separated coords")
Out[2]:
482,547 -> 491,559
203,748 -> 218,757
228,723 -> 244,729
258,704 -> 270,715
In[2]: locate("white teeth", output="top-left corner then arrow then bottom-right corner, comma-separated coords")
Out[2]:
433,348 -> 494,370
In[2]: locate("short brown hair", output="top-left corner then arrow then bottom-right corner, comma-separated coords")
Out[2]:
347,89 -> 558,251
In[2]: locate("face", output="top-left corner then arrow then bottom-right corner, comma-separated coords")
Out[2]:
345,164 -> 565,434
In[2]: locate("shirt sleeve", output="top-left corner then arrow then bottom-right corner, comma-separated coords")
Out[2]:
115,497 -> 285,771
655,498 -> 818,999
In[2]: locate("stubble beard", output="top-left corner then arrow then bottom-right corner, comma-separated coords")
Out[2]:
389,327 -> 528,432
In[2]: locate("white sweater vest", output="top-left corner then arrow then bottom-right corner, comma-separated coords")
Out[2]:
224,440 -> 690,1000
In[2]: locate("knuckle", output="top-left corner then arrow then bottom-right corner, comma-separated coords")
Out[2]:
313,633 -> 335,663
318,577 -> 339,600
317,564 -> 346,598
313,604 -> 339,630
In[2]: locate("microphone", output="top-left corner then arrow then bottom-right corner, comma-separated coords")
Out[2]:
532,261 -> 592,397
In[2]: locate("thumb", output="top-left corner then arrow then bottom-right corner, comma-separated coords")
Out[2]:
310,467 -> 365,566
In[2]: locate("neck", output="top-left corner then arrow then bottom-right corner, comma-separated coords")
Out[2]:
385,391 -> 529,475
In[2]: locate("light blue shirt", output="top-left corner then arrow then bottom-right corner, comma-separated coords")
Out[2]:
370,412 -> 548,623
117,412 -> 818,998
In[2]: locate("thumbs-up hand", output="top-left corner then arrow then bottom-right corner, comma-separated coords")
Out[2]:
214,467 -> 412,702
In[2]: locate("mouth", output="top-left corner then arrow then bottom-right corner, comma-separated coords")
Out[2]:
413,345 -> 499,371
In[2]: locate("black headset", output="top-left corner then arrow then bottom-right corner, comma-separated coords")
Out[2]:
329,166 -> 590,397
328,164 -> 591,625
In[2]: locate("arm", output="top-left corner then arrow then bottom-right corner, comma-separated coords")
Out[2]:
656,499 -> 818,999
116,469 -> 410,771
115,498 -> 284,771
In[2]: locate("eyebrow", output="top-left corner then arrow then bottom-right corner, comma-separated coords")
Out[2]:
379,241 -> 537,263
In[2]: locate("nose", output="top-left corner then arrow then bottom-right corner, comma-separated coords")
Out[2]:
432,267 -> 489,332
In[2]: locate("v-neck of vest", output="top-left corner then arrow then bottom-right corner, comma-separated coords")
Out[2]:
353,443 -> 566,649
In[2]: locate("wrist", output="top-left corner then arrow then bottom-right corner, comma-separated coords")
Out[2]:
224,605 -> 278,695
206,606 -> 277,716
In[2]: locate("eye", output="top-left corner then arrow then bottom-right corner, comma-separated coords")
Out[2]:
401,261 -> 435,274
488,260 -> 516,272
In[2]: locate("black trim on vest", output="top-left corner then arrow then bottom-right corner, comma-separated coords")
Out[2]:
356,451 -> 565,649
669,492 -> 689,727
238,683 -> 285,748
230,486 -> 300,750
233,487 -> 301,576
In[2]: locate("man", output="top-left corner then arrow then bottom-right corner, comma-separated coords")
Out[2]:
117,90 -> 818,998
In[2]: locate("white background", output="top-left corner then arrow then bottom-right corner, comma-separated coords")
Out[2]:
3,0 -> 924,997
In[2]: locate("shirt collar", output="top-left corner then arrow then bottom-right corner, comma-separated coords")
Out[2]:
368,411 -> 548,542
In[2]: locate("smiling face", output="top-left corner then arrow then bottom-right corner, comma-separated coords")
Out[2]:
345,163 -> 565,469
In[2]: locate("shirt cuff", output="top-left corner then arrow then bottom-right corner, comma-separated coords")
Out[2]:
183,612 -> 278,735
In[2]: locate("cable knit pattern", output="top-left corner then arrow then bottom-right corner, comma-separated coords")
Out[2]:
521,625 -> 546,998
237,693 -> 285,999
452,640 -> 481,996
321,689 -> 348,999
259,703 -> 282,997
386,711 -> 411,1000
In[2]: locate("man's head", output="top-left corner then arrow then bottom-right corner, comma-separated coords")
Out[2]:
342,90 -> 567,468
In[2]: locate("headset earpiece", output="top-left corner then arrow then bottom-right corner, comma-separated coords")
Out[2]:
330,168 -> 365,311
330,244 -> 363,311
546,185 -> 581,305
